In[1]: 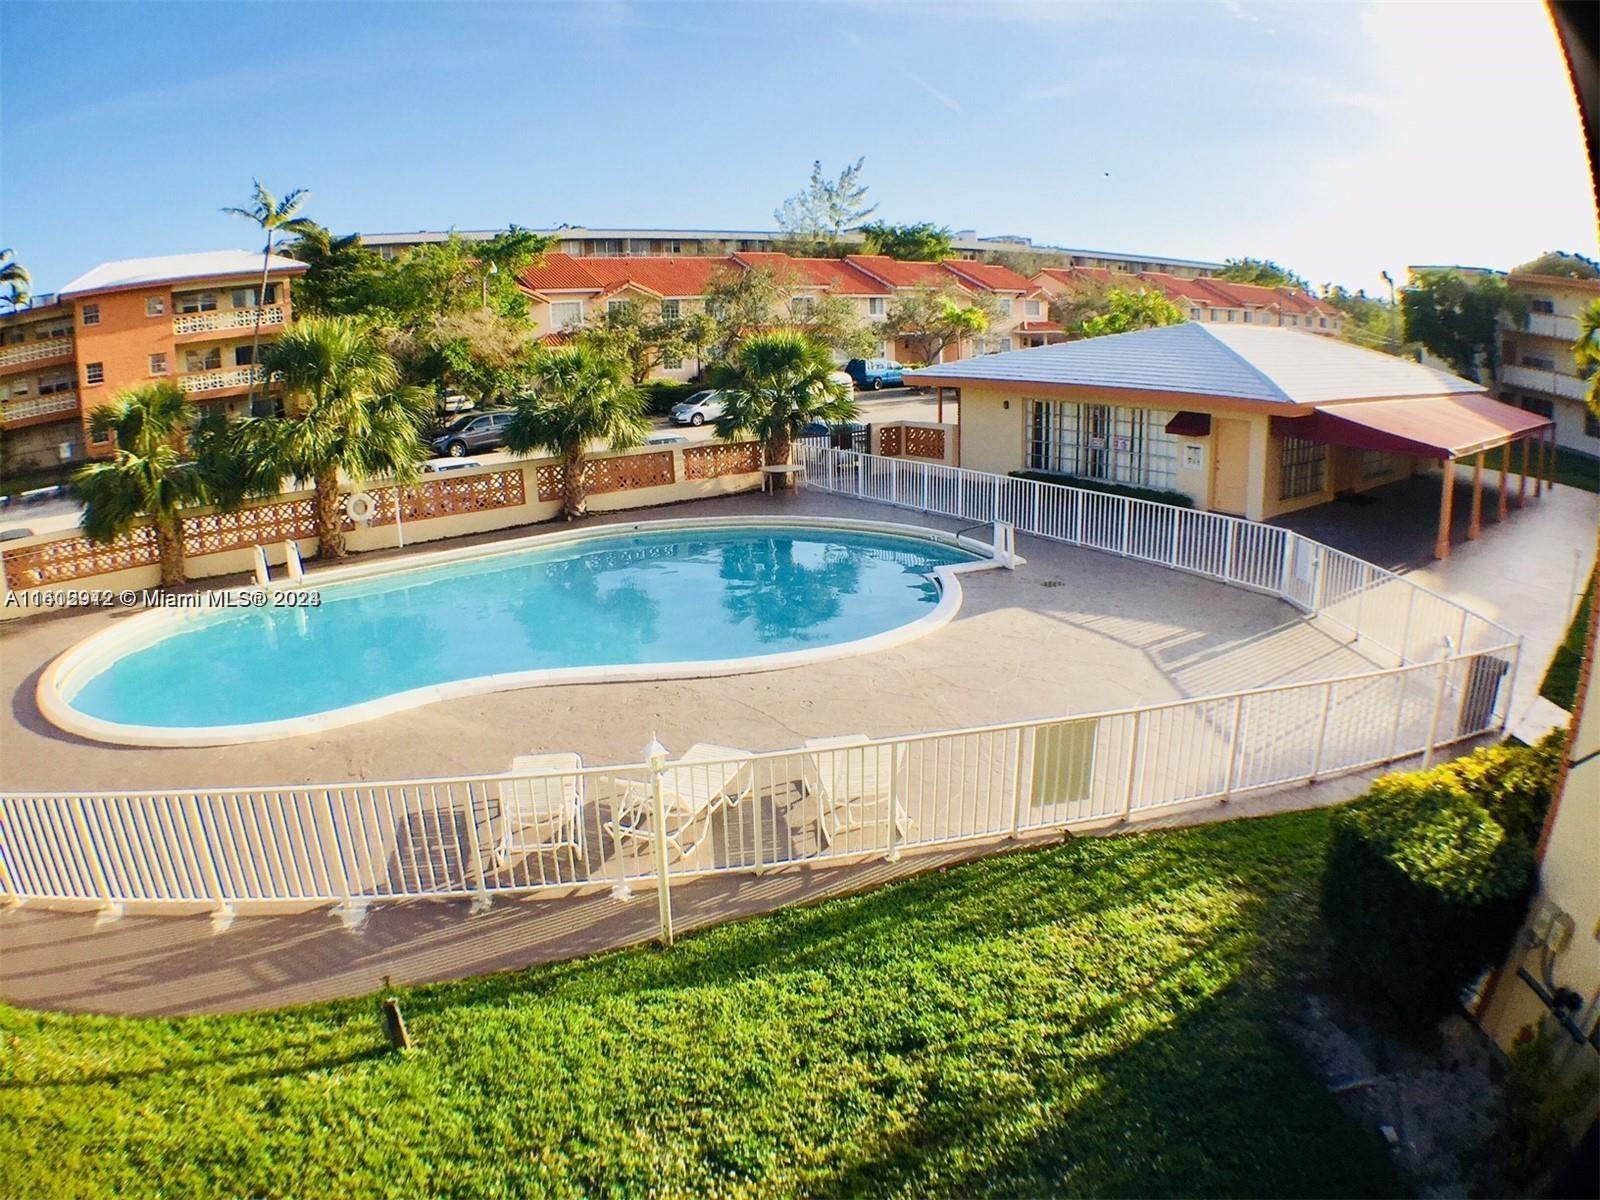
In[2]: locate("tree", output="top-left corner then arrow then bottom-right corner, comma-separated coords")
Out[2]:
1323,285 -> 1408,357
0,248 -> 30,311
1217,257 -> 1310,291
1574,298 -> 1600,416
579,298 -> 689,385
710,331 -> 857,467
503,345 -> 649,519
1401,270 -> 1527,382
1076,288 -> 1187,338
222,181 -> 318,415
773,158 -> 877,256
857,222 -> 954,262
73,382 -> 209,586
1514,250 -> 1600,279
240,316 -> 432,559
702,263 -> 869,361
283,222 -> 389,317
400,309 -> 541,407
882,285 -> 993,364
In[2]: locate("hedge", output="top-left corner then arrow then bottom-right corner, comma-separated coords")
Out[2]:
1320,733 -> 1562,1029
639,379 -> 704,415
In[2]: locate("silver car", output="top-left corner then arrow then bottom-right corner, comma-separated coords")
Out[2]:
669,389 -> 727,426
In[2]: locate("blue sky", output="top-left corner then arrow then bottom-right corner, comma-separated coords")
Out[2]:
2,1 -> 1593,294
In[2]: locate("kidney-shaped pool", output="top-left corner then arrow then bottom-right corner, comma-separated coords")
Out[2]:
39,518 -> 991,746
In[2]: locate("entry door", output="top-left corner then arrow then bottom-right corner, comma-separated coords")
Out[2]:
1212,419 -> 1251,515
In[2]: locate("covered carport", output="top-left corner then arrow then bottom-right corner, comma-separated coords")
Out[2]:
1271,392 -> 1557,559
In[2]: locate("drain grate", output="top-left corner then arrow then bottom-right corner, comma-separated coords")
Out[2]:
1040,579 -> 1065,588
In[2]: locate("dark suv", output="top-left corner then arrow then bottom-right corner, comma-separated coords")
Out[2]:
431,410 -> 512,457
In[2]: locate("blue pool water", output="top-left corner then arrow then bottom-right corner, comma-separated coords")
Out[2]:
64,524 -> 977,729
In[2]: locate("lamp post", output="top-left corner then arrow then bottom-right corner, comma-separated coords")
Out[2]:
481,261 -> 498,308
1379,270 -> 1398,351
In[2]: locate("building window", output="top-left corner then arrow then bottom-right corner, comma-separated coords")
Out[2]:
38,373 -> 72,395
1208,308 -> 1219,321
1279,437 -> 1326,500
666,241 -> 683,255
234,346 -> 257,367
550,300 -> 583,328
868,297 -> 886,317
148,353 -> 169,376
85,362 -> 105,385
146,296 -> 166,317
659,298 -> 680,320
1520,395 -> 1555,418
1190,307 -> 1202,320
992,296 -> 1012,317
1318,317 -> 1328,329
1585,409 -> 1600,439
91,428 -> 113,446
662,351 -> 683,370
875,340 -> 888,358
231,284 -> 278,309
1528,297 -> 1555,315
1360,450 -> 1392,480
1226,309 -> 1236,322
82,304 -> 100,326
187,348 -> 222,372
1025,399 -> 1178,489
1243,311 -> 1253,323
1025,298 -> 1042,318
178,292 -> 217,314
1521,353 -> 1556,370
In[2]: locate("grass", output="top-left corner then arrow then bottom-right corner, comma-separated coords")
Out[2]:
1541,575 -> 1595,710
1481,442 -> 1600,494
0,810 -> 1403,1199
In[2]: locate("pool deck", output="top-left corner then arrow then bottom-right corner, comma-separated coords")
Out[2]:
2,481 -> 1592,1017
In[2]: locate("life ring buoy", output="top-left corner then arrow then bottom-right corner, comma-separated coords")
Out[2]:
345,492 -> 377,523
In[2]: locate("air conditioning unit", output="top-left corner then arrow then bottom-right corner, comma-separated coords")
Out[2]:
58,441 -> 77,462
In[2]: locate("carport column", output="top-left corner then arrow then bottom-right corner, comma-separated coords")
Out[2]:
1496,445 -> 1510,521
1467,452 -> 1484,540
1516,437 -> 1530,508
1533,431 -> 1546,498
1433,458 -> 1457,561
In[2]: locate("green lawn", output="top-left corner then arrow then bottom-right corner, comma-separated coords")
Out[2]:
1482,443 -> 1600,494
1541,575 -> 1595,710
0,810 -> 1403,1199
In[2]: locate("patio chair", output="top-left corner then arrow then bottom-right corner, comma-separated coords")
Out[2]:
801,734 -> 912,850
607,742 -> 755,862
495,751 -> 586,869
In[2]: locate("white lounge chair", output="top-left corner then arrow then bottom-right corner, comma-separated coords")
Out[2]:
802,734 -> 912,850
495,751 -> 586,868
609,742 -> 755,861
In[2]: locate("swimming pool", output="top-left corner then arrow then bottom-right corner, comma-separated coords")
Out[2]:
39,518 -> 993,745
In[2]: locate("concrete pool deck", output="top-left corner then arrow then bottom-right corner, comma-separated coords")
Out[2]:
0,489 -> 1383,792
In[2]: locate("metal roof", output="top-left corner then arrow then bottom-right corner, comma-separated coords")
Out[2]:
906,323 -> 1485,407
60,251 -> 306,298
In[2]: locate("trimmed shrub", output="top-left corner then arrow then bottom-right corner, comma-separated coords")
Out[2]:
1009,469 -> 1196,509
1320,734 -> 1561,1029
639,379 -> 704,416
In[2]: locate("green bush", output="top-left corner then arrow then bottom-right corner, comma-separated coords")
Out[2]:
1009,469 -> 1196,508
1320,735 -> 1561,1029
639,379 -> 703,415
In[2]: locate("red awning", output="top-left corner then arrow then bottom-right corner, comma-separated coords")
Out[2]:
1166,411 -> 1212,437
1270,393 -> 1553,461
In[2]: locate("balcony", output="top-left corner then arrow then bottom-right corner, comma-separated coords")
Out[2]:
1501,363 -> 1588,403
2,390 -> 79,425
179,365 -> 269,394
1503,312 -> 1582,341
0,336 -> 74,369
172,305 -> 286,337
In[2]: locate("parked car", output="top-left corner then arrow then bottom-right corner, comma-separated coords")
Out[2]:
843,358 -> 904,390
800,420 -> 868,450
670,389 -> 727,426
645,433 -> 689,445
430,409 -> 512,457
421,457 -> 483,474
439,393 -> 476,414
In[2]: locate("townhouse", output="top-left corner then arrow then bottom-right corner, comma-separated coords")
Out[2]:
1033,267 -> 1345,335
515,251 -> 1052,378
0,251 -> 306,472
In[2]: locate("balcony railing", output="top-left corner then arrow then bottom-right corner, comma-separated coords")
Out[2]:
178,365 -> 274,394
172,305 -> 285,336
0,336 -> 74,369
1503,312 -> 1582,341
1,390 -> 78,424
1501,362 -> 1587,402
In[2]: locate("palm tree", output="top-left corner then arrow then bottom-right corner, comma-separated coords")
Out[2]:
73,382 -> 209,586
223,181 -> 317,414
710,330 -> 857,467
244,316 -> 432,559
504,345 -> 649,519
0,248 -> 31,311
1573,298 -> 1600,417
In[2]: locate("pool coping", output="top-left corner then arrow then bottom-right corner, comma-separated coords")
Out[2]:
36,515 -> 1016,748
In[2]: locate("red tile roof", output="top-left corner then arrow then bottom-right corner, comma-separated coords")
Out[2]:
1017,320 -> 1065,333
843,254 -> 958,290
938,258 -> 1037,294
730,253 -> 892,294
517,253 -> 605,292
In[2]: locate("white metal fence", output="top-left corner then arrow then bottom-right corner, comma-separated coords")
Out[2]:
0,449 -> 1521,924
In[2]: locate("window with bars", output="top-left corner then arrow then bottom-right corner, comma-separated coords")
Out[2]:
1279,436 -> 1326,499
1025,400 -> 1178,489
1359,450 -> 1392,480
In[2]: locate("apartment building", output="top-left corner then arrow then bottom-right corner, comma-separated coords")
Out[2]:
0,251 -> 306,472
363,226 -> 1223,278
1032,267 -> 1345,335
1497,271 -> 1600,457
516,251 -> 1050,378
